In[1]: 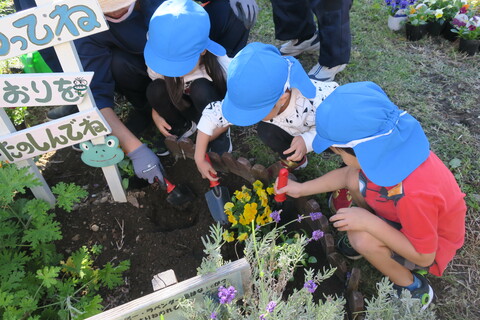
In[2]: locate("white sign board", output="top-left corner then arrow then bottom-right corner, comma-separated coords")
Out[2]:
86,258 -> 251,320
0,72 -> 93,107
0,108 -> 110,163
0,0 -> 108,60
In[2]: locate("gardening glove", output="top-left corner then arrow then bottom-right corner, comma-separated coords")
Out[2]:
229,0 -> 258,29
128,144 -> 166,186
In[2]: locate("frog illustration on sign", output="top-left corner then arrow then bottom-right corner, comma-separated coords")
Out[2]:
80,136 -> 124,167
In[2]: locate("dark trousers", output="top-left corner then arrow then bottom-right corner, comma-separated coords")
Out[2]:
257,122 -> 295,160
270,0 -> 353,67
146,78 -> 222,132
203,0 -> 249,57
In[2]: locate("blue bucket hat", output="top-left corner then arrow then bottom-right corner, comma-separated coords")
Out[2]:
312,81 -> 430,187
222,42 -> 316,126
144,0 -> 226,77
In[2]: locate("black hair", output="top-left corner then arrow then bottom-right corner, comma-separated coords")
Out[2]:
332,147 -> 356,157
163,51 -> 226,112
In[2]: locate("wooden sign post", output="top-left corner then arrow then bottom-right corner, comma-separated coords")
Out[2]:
0,0 -> 127,203
86,258 -> 251,320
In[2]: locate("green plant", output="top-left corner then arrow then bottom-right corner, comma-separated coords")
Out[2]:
0,163 -> 130,319
5,106 -> 28,126
406,3 -> 432,25
451,3 -> 480,39
117,158 -> 135,189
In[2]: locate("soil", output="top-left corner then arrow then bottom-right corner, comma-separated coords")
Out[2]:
41,146 -> 343,312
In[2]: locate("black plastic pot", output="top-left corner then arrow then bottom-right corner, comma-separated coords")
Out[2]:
426,20 -> 445,37
406,23 -> 427,41
458,38 -> 480,56
442,22 -> 458,42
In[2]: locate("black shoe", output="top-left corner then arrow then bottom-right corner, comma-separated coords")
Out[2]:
47,105 -> 79,120
336,233 -> 362,260
208,128 -> 232,155
72,143 -> 81,152
169,121 -> 197,139
152,136 -> 170,157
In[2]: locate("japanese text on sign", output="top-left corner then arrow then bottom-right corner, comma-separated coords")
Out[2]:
0,0 -> 108,60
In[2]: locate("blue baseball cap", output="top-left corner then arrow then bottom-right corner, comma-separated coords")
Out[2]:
222,42 -> 316,126
313,81 -> 430,187
144,0 -> 226,77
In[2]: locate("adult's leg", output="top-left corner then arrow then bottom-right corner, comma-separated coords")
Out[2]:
203,0 -> 249,57
312,0 -> 352,67
257,122 -> 293,160
270,0 -> 316,40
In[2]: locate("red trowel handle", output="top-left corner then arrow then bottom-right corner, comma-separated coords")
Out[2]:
163,177 -> 176,194
274,168 -> 289,203
205,153 -> 220,188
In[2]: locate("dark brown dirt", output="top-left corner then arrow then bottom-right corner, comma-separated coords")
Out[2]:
42,146 -> 343,311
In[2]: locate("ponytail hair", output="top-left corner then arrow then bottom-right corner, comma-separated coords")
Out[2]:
164,51 -> 226,112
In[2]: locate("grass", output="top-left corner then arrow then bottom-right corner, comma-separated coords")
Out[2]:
2,0 -> 479,318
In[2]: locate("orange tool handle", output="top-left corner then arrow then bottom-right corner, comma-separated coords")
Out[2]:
274,168 -> 289,202
205,153 -> 220,188
163,178 -> 176,194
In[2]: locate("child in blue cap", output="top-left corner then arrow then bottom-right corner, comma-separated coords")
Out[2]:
144,0 -> 232,155
194,42 -> 338,180
276,81 -> 467,309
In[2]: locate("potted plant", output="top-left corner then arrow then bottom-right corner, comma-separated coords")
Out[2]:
385,0 -> 418,31
451,4 -> 480,55
423,0 -> 449,36
405,3 -> 431,40
441,0 -> 466,41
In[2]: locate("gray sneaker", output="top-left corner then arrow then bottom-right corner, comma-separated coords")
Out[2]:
279,32 -> 320,56
308,63 -> 347,82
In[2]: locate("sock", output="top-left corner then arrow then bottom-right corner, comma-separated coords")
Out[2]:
403,274 -> 422,291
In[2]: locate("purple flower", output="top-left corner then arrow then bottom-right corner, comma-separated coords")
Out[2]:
210,312 -> 217,319
266,301 -> 277,313
270,210 -> 281,223
259,315 -> 266,320
469,25 -> 476,31
218,286 -> 237,304
304,280 -> 318,293
311,230 -> 324,241
309,212 -> 323,221
297,214 -> 303,223
460,6 -> 468,14
453,18 -> 466,27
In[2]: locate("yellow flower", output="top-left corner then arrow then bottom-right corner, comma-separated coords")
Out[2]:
263,205 -> 272,217
243,202 -> 257,224
237,232 -> 248,241
256,189 -> 268,207
227,212 -> 238,225
234,190 -> 244,201
410,7 -> 416,14
223,230 -> 235,242
224,202 -> 234,215
252,180 -> 263,191
256,213 -> 269,226
266,186 -> 275,195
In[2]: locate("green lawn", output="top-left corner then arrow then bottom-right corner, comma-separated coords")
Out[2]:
1,0 -> 479,318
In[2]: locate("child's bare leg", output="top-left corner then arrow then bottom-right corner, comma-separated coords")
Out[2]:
348,230 -> 414,286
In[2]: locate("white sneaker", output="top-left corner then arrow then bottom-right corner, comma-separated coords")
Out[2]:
279,32 -> 320,56
308,63 -> 347,82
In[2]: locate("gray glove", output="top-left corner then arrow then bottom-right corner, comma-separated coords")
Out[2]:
229,0 -> 258,29
128,144 -> 165,185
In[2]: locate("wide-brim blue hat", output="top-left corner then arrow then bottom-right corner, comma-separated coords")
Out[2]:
144,0 -> 226,77
313,81 -> 430,187
223,42 -> 316,126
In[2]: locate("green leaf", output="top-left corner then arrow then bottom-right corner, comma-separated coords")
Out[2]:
36,266 -> 60,288
0,290 -> 15,307
307,256 -> 318,264
0,165 -> 41,205
52,182 -> 88,212
98,260 -> 130,289
22,218 -> 62,248
449,158 -> 462,169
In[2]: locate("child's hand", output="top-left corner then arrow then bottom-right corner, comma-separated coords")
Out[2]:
274,178 -> 303,198
284,136 -> 307,162
152,110 -> 172,137
195,158 -> 219,182
329,207 -> 376,232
